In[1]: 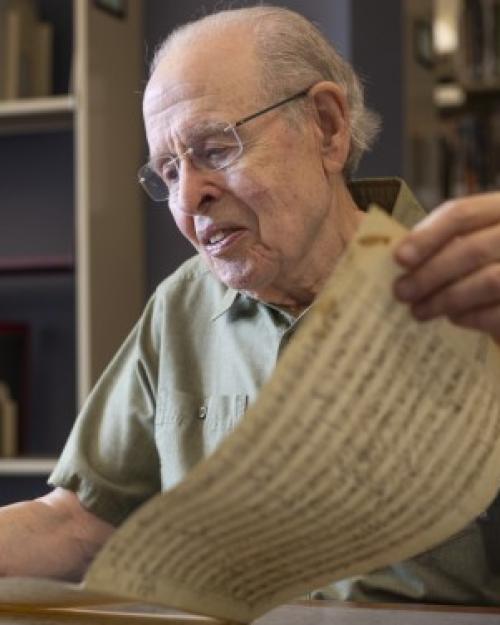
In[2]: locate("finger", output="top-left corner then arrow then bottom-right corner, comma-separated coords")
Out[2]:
395,194 -> 500,268
408,263 -> 500,321
449,305 -> 500,342
394,224 -> 500,302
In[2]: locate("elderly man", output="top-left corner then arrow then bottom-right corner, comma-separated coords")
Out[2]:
1,5 -> 500,604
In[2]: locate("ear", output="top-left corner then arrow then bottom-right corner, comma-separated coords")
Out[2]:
308,81 -> 351,174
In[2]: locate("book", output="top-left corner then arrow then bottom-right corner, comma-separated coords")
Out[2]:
494,0 -> 500,78
3,1 -> 37,99
0,323 -> 27,455
3,4 -> 22,99
458,0 -> 500,85
481,0 -> 496,81
0,208 -> 499,623
0,382 -> 18,457
461,0 -> 485,83
0,1 -> 9,98
2,0 -> 53,99
31,20 -> 53,97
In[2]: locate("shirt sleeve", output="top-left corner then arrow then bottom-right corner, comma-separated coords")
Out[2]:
48,293 -> 162,527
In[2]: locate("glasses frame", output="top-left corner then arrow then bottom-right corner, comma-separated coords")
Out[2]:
138,86 -> 312,202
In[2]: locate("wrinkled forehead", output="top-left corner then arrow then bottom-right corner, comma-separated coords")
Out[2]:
143,80 -> 209,131
143,80 -> 244,155
143,28 -> 261,148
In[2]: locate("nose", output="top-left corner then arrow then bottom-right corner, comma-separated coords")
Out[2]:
170,159 -> 220,216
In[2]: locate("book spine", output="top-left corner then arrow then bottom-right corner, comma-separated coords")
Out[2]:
482,0 -> 496,81
4,0 -> 49,99
32,21 -> 53,97
4,8 -> 22,99
494,0 -> 500,79
0,382 -> 18,457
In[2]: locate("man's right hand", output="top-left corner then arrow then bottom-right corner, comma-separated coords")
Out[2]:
0,488 -> 114,581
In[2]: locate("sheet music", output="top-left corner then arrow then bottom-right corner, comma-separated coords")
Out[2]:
80,208 -> 500,623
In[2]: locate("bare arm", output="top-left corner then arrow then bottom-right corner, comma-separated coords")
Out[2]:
0,487 -> 114,581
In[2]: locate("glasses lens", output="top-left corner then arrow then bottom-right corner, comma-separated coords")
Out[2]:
137,125 -> 243,201
191,126 -> 242,171
138,164 -> 169,201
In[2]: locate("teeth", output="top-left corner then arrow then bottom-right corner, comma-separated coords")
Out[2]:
208,231 -> 225,245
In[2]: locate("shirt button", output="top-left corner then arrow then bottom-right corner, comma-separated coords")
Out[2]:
199,406 -> 207,419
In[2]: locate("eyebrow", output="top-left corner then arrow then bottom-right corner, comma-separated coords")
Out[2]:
149,120 -> 231,161
184,120 -> 230,141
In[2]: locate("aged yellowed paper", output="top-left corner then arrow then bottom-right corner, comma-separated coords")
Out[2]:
1,208 -> 499,624
82,207 -> 500,621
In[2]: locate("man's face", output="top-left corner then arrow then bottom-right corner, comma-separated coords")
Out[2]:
143,30 -> 336,302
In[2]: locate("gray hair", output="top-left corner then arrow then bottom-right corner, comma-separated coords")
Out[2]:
150,5 -> 381,176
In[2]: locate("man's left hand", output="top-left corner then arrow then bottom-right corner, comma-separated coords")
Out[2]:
394,193 -> 500,343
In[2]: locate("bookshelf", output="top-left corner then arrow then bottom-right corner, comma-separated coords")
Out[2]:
0,255 -> 74,274
0,0 -> 145,503
0,95 -> 75,133
405,0 -> 500,207
0,458 -> 56,476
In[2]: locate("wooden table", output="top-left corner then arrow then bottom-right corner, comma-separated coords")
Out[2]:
0,601 -> 500,625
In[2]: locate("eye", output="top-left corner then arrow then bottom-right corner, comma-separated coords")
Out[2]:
156,156 -> 179,185
204,145 -> 232,166
193,138 -> 241,170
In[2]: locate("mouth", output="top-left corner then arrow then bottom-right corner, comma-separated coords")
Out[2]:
199,226 -> 248,255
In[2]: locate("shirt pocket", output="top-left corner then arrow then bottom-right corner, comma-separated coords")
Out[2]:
154,390 -> 248,491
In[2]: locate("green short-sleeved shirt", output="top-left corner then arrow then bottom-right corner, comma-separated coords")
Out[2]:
49,178 -> 500,605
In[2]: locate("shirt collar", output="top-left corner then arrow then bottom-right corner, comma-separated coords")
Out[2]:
211,287 -> 240,321
211,178 -> 426,321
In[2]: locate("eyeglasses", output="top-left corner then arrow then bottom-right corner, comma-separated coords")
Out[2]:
138,86 -> 311,202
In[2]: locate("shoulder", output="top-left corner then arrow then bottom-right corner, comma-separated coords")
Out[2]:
152,255 -> 229,319
158,254 -> 212,289
128,255 -> 229,352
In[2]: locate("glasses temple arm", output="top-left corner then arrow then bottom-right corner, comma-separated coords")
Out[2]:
234,88 -> 310,128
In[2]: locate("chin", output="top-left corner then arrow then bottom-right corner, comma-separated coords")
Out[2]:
210,258 -> 276,292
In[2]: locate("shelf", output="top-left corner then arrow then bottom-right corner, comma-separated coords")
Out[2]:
460,81 -> 500,95
0,95 -> 76,134
0,457 -> 57,476
0,255 -> 74,275
0,2 -> 145,498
